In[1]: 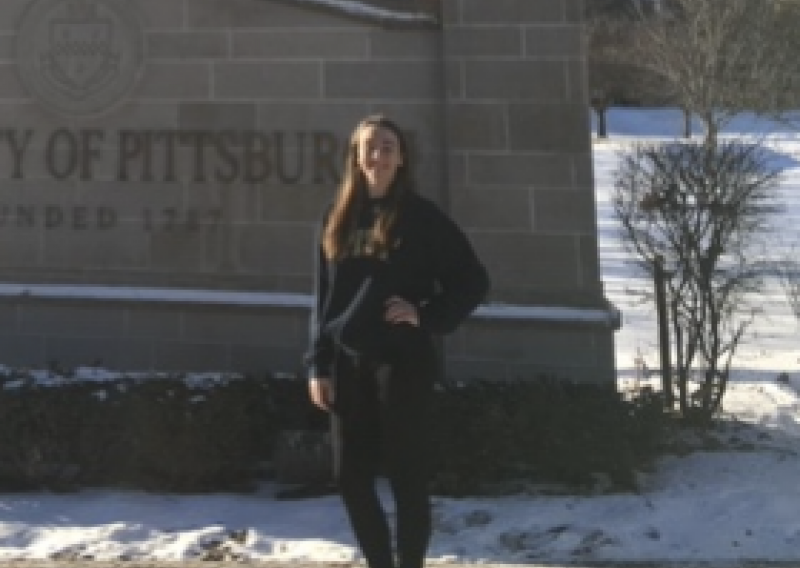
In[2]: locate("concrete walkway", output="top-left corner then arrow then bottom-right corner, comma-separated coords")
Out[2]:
2,561 -> 800,568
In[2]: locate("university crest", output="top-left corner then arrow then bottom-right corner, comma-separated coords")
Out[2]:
16,0 -> 144,116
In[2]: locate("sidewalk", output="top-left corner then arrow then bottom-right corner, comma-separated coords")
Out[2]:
3,561 -> 800,568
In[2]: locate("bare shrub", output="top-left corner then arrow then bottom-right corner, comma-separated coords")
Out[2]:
613,140 -> 782,422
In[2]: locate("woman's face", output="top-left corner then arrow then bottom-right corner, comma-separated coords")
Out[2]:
355,124 -> 404,197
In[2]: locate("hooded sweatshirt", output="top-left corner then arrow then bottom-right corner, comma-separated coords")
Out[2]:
306,191 -> 490,380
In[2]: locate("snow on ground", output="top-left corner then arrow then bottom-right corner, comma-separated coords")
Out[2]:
1,107 -> 800,564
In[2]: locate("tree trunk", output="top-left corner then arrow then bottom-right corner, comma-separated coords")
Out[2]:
682,108 -> 692,138
593,104 -> 609,138
702,114 -> 718,148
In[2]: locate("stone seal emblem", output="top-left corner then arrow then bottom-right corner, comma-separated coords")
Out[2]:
16,0 -> 144,116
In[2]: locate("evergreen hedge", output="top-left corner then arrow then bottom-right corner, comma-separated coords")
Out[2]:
0,368 -> 665,494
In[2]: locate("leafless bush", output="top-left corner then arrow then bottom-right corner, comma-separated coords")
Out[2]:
613,140 -> 782,422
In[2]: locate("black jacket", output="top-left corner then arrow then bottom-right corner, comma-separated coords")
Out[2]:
306,191 -> 490,379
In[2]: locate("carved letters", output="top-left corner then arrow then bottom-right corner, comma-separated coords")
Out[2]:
0,129 -> 343,185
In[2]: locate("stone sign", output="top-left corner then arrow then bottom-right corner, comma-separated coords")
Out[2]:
0,0 -> 619,383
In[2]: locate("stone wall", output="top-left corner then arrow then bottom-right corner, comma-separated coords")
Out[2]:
0,0 -> 618,382
440,0 -> 617,382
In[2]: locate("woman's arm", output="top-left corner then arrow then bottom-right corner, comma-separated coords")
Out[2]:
417,209 -> 490,334
305,228 -> 335,381
306,238 -> 336,412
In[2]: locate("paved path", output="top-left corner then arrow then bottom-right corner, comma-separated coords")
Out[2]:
2,561 -> 800,568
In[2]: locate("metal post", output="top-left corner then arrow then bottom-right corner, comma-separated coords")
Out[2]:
653,255 -> 673,408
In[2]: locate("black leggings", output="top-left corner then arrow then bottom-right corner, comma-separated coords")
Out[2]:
331,355 -> 434,568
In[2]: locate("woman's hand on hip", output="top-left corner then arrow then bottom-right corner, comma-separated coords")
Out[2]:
309,377 -> 334,412
385,296 -> 419,326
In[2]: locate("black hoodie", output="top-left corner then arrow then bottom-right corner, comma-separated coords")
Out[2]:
306,191 -> 490,379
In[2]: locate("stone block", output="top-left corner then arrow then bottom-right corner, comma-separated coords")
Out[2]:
0,332 -> 45,367
566,60 -> 590,102
324,61 -> 437,99
0,63 -> 27,98
258,102 -> 368,132
0,145 -> 19,180
72,103 -> 179,132
444,60 -> 464,100
0,180 -> 77,204
236,224 -> 315,275
412,158 -> 447,199
0,34 -> 14,62
460,0 -> 565,24
152,340 -> 231,372
135,62 -> 212,99
468,153 -> 574,188
0,102 -> 60,129
215,62 -> 321,99
115,339 -> 158,371
149,228 -> 230,272
593,329 -> 618,370
44,335 -> 130,369
0,304 -> 19,331
231,343 -> 306,375
183,184 -> 259,226
470,232 -> 580,293
77,183 -> 183,216
450,187 -> 531,231
444,26 -> 522,58
440,0 -> 461,24
20,305 -> 125,337
146,31 -> 230,60
233,30 -> 368,59
447,103 -> 508,151
137,0 -> 185,30
368,29 -> 438,59
464,60 -> 567,101
462,322 -> 596,365
564,0 -> 584,23
532,189 -> 597,234
42,224 -> 149,269
124,308 -> 183,340
579,235 -> 602,290
180,309 -> 302,345
0,230 -> 42,267
446,153 -> 468,188
179,102 -> 257,130
259,185 -> 331,224
275,274 -> 314,295
188,0 -> 349,29
573,157 -> 594,192
524,26 -> 583,59
0,1 -> 29,32
509,103 -> 591,154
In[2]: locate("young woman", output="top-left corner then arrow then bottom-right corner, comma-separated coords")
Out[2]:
306,115 -> 489,568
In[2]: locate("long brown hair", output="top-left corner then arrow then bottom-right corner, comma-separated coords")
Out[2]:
322,115 -> 414,261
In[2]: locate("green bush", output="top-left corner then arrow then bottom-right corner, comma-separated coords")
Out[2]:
0,371 -> 130,491
429,378 -> 665,496
0,368 -> 665,495
121,375 -> 273,492
0,370 -> 274,492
